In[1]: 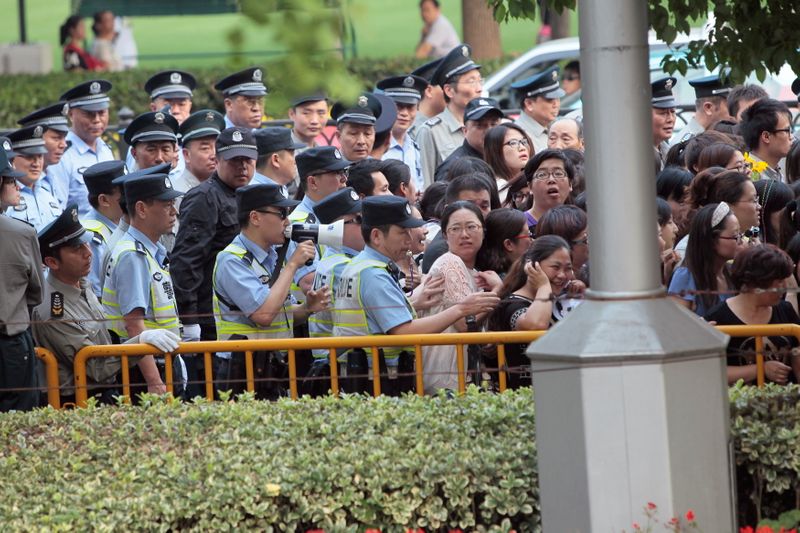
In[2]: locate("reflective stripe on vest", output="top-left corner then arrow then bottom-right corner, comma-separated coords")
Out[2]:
102,238 -> 181,339
309,252 -> 351,359
82,217 -> 113,243
213,243 -> 293,340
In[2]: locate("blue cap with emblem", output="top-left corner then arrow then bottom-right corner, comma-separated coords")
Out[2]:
17,102 -> 70,133
511,66 -> 566,101
376,74 -> 429,105
331,93 -> 383,126
464,97 -> 504,122
124,174 -> 183,207
688,72 -> 733,99
216,127 -> 258,160
362,195 -> 424,229
431,44 -> 481,87
178,109 -> 225,146
60,80 -> 113,112
296,146 -> 351,179
237,183 -> 299,215
7,125 -> 48,156
83,160 -> 126,196
214,67 -> 268,97
123,111 -> 179,145
651,77 -> 678,109
144,70 -> 196,100
0,142 -> 24,178
314,187 -> 362,224
37,203 -> 93,256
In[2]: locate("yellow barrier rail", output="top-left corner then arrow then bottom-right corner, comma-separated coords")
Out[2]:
28,323 -> 800,408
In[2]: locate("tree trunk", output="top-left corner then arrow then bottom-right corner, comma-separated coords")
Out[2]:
550,9 -> 571,40
461,0 -> 502,60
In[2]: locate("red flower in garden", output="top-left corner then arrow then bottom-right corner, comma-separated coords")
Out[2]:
685,509 -> 695,522
647,502 -> 657,510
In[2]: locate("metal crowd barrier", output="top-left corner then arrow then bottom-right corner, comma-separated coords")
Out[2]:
32,324 -> 800,408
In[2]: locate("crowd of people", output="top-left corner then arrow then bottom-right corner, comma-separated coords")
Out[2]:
2,37 -> 800,411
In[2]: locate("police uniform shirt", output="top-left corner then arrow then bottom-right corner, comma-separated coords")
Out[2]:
515,112 -> 548,154
82,209 -> 118,297
7,181 -> 62,231
415,107 -> 464,189
224,114 -> 262,132
124,145 -> 185,182
407,111 -> 430,142
251,172 -> 289,198
101,218 -> 129,292
670,116 -> 704,147
342,246 -> 414,334
383,135 -> 423,193
0,215 -> 43,335
110,225 -> 170,319
290,195 -> 318,223
31,273 -> 120,391
47,130 -> 115,215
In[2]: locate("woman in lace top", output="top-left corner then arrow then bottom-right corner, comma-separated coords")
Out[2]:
421,201 -> 502,394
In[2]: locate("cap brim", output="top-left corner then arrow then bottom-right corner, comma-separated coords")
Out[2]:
230,89 -> 267,97
153,189 -> 184,201
154,90 -> 193,100
1,167 -> 25,178
320,159 -> 352,172
15,146 -> 48,156
220,147 -> 258,160
338,117 -> 375,126
467,108 -> 504,122
274,198 -> 300,208
46,125 -> 70,133
396,216 -> 425,228
132,133 -> 178,144
64,231 -> 94,247
388,95 -> 420,105
75,102 -> 110,112
543,87 -> 567,99
652,99 -> 677,109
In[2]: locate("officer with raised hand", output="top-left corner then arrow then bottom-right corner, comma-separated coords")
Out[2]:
6,125 -> 62,230
17,101 -> 70,197
214,67 -> 268,130
332,195 -> 498,395
81,160 -> 125,297
33,205 -> 179,403
47,80 -> 115,215
103,173 -> 184,394
213,183 -> 330,396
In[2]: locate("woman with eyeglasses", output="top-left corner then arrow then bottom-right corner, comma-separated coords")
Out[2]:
668,202 -> 739,316
476,208 -> 531,278
484,124 -> 533,203
501,175 -> 531,211
696,142 -> 751,177
523,149 -> 574,232
486,235 -> 584,388
704,244 -> 800,385
419,201 -> 501,394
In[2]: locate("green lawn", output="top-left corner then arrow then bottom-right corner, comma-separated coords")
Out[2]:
0,0 -> 573,70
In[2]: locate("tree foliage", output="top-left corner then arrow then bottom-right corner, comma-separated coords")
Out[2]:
487,0 -> 800,82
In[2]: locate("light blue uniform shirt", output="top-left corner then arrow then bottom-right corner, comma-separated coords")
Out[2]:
112,226 -> 169,317
84,210 -> 118,297
354,246 -> 414,334
6,181 -> 62,231
383,134 -> 423,192
224,114 -> 262,131
291,195 -> 318,223
252,172 -> 288,197
124,145 -> 185,181
47,131 -> 115,216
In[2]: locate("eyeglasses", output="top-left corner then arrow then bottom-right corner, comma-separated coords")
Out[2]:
504,138 -> 530,149
727,162 -> 753,173
445,223 -> 483,236
531,168 -> 568,181
313,168 -> 350,179
771,128 -> 792,135
255,208 -> 289,220
343,215 -> 363,225
513,231 -> 534,240
737,197 -> 759,206
457,77 -> 484,87
718,232 -> 744,243
571,235 -> 589,246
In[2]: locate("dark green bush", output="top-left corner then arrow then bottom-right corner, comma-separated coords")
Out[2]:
0,55 -> 514,128
0,388 -> 539,531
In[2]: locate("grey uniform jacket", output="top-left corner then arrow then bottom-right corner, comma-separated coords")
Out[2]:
415,107 -> 464,189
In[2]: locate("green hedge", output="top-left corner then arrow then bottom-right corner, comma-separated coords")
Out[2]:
0,389 -> 540,531
0,56 -> 513,129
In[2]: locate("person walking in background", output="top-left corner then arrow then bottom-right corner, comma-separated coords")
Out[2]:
61,15 -> 105,72
90,10 -> 122,72
415,0 -> 460,59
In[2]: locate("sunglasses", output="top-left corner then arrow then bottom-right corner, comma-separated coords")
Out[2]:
255,208 -> 289,220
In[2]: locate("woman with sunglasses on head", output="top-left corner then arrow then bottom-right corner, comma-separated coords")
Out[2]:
704,244 -> 800,385
668,202 -> 739,316
484,124 -> 533,203
524,149 -> 574,232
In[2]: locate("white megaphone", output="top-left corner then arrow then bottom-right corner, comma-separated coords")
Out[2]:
284,220 -> 345,264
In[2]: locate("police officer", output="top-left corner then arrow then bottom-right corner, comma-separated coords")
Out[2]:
6,125 -> 62,231
370,93 -> 398,160
409,58 -> 444,139
47,80 -> 115,216
32,205 -> 179,402
144,70 -> 196,125
305,187 -> 364,394
18,101 -> 70,197
174,109 -> 224,198
287,93 -> 329,152
0,147 -> 43,411
671,72 -> 734,146
415,44 -> 483,189
512,66 -> 566,154
82,160 -> 125,297
332,195 -> 498,394
214,67 -> 268,130
253,127 -> 305,196
292,146 -> 352,224
171,128 -> 259,343
651,77 -> 678,169
377,74 -> 428,193
213,183 -> 330,395
331,93 -> 384,163
124,111 -> 180,175
434,97 -> 504,182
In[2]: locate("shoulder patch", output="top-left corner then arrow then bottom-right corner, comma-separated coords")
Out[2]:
51,292 -> 64,319
241,251 -> 254,266
92,232 -> 104,246
134,241 -> 146,254
425,117 -> 442,127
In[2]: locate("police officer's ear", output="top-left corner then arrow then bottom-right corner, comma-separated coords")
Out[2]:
442,82 -> 457,101
43,252 -> 61,272
223,97 -> 234,114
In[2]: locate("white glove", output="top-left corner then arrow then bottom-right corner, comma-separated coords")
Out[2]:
181,323 -> 201,342
139,329 -> 181,353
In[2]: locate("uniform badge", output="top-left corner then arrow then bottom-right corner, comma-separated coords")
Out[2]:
206,112 -> 215,122
334,148 -> 342,159
350,190 -> 359,201
253,69 -> 263,82
70,207 -> 78,221
170,72 -> 182,84
33,125 -> 43,138
357,96 -> 368,108
153,272 -> 163,282
2,140 -> 10,151
232,130 -> 243,142
479,99 -> 488,106
461,45 -> 468,57
154,112 -> 165,124
89,81 -> 101,95
403,76 -> 414,88
51,292 -> 64,319
259,274 -> 270,284
61,103 -> 69,116
664,78 -> 673,90
405,203 -> 411,215
164,177 -> 172,188
552,70 -> 558,81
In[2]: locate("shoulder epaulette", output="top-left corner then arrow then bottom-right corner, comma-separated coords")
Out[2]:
134,241 -> 146,254
425,117 -> 442,127
241,251 -> 254,266
92,232 -> 104,246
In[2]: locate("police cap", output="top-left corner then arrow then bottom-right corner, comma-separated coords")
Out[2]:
214,67 -> 268,97
464,97 -> 504,122
362,195 -> 424,229
431,44 -> 481,87
290,92 -> 328,107
216,127 -> 258,160
254,127 -> 305,156
83,160 -> 126,196
123,111 -> 179,145
124,174 -> 183,207
17,102 -> 70,133
178,109 -> 224,146
376,74 -> 429,105
411,58 -> 443,83
145,70 -> 196,100
331,93 -> 382,126
315,187 -> 362,224
510,67 -> 566,100
0,143 -> 24,179
296,146 -> 351,179
688,72 -> 733,99
60,80 -> 112,111
237,183 -> 299,216
37,204 -> 93,254
372,93 -> 398,136
7,125 -> 48,156
651,77 -> 678,109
